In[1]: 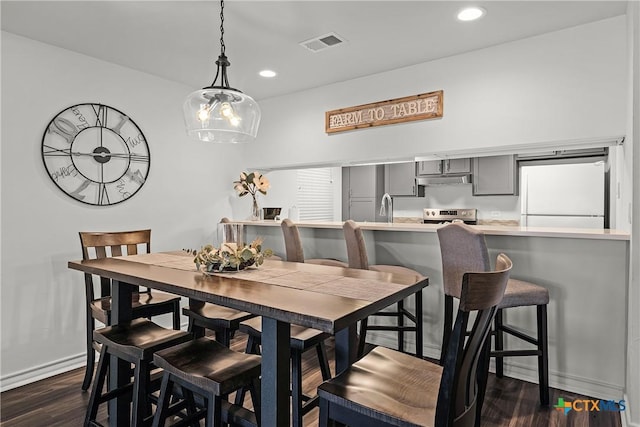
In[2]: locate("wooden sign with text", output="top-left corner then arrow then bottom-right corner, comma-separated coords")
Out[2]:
325,90 -> 443,134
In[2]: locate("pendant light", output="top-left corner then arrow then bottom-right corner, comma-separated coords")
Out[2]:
183,0 -> 261,143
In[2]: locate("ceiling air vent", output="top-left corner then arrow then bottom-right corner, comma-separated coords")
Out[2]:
299,32 -> 346,52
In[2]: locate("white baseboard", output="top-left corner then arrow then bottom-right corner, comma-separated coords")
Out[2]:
0,322 -> 191,393
0,352 -> 86,392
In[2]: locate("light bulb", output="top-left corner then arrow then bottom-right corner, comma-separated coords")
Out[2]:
220,102 -> 234,118
197,106 -> 210,122
229,116 -> 241,127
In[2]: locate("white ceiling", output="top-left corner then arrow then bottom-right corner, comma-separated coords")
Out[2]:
1,1 -> 628,100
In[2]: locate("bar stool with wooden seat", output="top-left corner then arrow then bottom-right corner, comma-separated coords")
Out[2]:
281,218 -> 348,267
238,316 -> 332,427
343,219 -> 425,357
183,218 -> 257,346
437,222 -> 550,406
85,318 -> 192,427
317,254 -> 512,427
151,337 -> 262,427
79,229 -> 182,391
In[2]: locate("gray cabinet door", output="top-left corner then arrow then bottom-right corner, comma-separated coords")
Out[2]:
348,165 -> 377,198
472,155 -> 518,196
349,198 -> 376,221
445,158 -> 471,174
417,160 -> 442,175
387,162 -> 416,196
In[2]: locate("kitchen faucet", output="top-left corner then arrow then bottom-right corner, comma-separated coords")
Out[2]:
380,193 -> 393,223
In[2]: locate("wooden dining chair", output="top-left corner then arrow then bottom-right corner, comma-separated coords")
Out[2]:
78,229 -> 182,391
317,254 -> 512,427
437,222 -> 550,406
343,219 -> 424,357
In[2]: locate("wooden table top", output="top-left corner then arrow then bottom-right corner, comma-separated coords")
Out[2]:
68,252 -> 428,333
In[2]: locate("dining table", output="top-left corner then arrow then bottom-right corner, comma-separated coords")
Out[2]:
68,251 -> 428,427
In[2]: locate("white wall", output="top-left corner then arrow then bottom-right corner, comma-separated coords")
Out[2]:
247,17 -> 627,170
0,32 -> 250,389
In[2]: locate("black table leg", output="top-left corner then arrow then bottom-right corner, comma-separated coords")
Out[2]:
109,280 -> 135,427
415,289 -> 423,358
261,317 -> 291,427
335,324 -> 358,375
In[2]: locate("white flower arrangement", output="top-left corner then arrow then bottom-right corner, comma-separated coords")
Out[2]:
233,171 -> 270,198
191,238 -> 273,272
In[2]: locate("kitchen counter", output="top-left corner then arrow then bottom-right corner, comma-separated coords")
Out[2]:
234,219 -> 630,241
239,218 -> 630,401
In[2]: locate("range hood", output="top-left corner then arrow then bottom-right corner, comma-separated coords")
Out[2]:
416,174 -> 472,186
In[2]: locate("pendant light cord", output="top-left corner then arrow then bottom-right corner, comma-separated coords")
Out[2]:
209,0 -> 231,89
219,0 -> 225,56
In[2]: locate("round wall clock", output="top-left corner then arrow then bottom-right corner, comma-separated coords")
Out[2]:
41,103 -> 150,206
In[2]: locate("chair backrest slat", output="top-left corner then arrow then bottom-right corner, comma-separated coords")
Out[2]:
435,253 -> 511,427
342,220 -> 369,270
111,245 -> 123,257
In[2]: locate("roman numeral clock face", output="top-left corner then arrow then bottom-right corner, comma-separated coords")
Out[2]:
41,103 -> 150,206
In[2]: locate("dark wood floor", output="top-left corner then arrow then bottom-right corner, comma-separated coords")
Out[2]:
1,334 -> 622,427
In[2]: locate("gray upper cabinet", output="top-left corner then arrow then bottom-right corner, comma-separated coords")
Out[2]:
472,155 -> 518,196
417,160 -> 442,175
386,162 -> 423,197
417,158 -> 470,175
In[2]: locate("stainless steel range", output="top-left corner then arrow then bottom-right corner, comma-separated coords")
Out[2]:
422,208 -> 477,225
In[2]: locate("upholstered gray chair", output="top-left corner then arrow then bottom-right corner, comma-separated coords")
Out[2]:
281,218 -> 347,267
437,222 -> 549,406
343,219 -> 425,357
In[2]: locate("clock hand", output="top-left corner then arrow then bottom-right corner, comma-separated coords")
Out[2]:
71,151 -> 129,159
70,151 -> 149,162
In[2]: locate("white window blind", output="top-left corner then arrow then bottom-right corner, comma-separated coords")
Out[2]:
296,168 -> 334,221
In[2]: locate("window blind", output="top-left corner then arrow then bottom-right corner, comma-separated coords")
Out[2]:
297,168 -> 334,221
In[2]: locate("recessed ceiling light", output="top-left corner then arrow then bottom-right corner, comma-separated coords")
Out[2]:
259,70 -> 277,78
457,7 -> 486,22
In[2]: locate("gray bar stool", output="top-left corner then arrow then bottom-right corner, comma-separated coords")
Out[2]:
437,222 -> 549,406
281,218 -> 348,267
342,220 -> 425,357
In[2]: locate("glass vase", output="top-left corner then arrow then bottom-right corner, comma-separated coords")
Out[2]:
250,196 -> 261,221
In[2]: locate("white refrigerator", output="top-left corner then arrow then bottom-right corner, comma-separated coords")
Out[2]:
520,162 -> 606,229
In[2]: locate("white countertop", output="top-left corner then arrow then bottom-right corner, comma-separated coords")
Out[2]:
235,220 -> 630,241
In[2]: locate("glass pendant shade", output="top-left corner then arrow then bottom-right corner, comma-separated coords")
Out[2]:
183,87 -> 261,143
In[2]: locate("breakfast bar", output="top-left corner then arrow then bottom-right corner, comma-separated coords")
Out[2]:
241,220 -> 630,401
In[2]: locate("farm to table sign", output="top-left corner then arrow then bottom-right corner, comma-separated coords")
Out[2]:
325,90 -> 443,133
